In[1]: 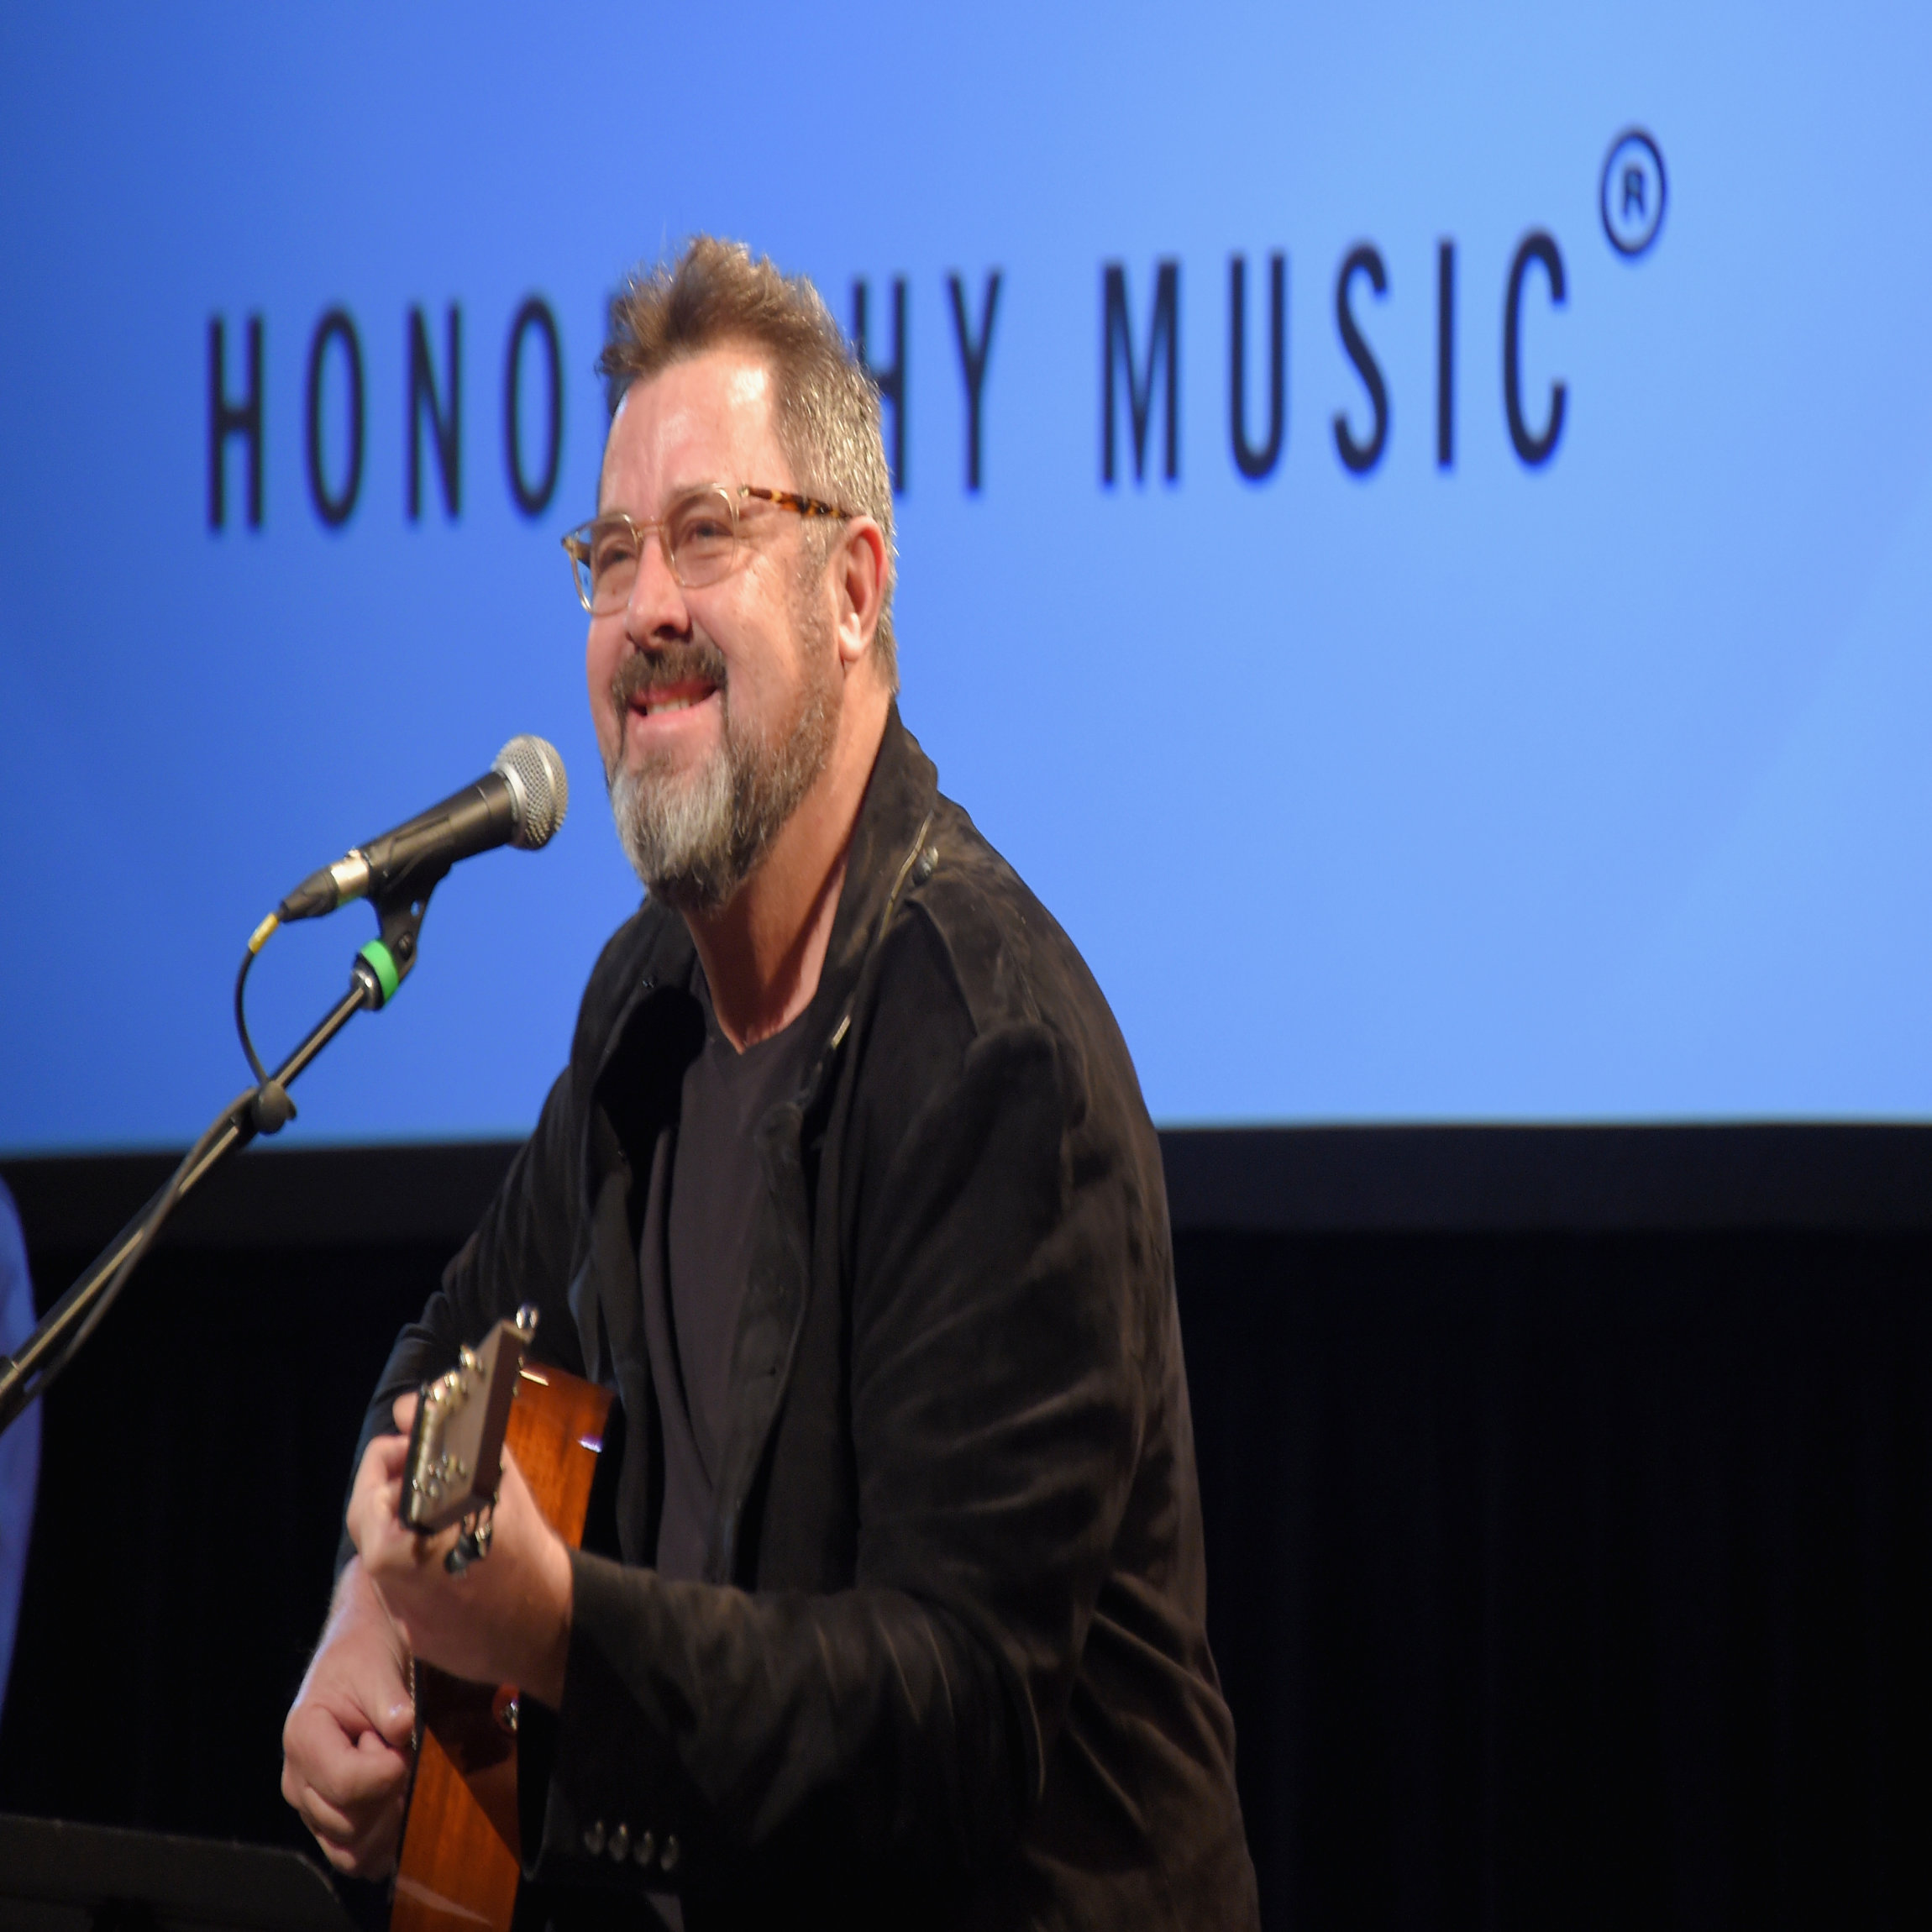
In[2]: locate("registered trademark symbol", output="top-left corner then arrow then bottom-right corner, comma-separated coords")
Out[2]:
1601,129 -> 1666,258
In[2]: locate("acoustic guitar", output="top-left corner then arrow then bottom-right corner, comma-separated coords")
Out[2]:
386,1310 -> 612,1932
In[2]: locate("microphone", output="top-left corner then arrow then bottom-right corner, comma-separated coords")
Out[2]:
276,736 -> 570,923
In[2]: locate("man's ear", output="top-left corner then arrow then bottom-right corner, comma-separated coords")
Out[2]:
833,518 -> 889,669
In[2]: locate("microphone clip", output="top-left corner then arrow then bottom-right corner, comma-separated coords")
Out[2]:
353,867 -> 452,1011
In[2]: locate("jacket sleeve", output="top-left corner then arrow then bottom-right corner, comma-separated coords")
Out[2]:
534,1013 -> 1149,1897
333,1063 -> 585,1574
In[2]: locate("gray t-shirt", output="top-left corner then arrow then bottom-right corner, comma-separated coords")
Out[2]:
637,976 -> 814,1582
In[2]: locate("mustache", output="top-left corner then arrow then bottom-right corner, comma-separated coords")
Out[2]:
610,638 -> 730,714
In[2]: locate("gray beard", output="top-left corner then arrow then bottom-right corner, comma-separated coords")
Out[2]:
606,622 -> 838,915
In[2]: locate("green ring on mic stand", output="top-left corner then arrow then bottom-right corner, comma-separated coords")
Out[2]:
359,938 -> 402,1005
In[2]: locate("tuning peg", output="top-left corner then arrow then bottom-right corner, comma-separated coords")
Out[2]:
444,1505 -> 496,1574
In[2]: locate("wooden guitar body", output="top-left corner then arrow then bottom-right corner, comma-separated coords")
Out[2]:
390,1360 -> 612,1932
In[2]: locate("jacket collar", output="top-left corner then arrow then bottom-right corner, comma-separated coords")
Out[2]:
790,701 -> 937,1058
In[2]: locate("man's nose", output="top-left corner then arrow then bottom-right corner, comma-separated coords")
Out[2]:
624,529 -> 690,642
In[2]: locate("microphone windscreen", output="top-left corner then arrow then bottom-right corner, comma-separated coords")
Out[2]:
494,735 -> 570,849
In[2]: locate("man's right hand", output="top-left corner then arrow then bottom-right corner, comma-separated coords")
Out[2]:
281,1556 -> 417,1876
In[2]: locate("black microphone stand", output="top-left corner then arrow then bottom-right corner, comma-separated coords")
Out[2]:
0,884 -> 442,1438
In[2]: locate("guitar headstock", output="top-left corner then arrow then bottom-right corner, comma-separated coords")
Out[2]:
401,1305 -> 538,1538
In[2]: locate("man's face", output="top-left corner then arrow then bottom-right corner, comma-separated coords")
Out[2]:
587,347 -> 840,910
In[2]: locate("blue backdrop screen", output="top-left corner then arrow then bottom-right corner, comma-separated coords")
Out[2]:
5,3 -> 1932,1149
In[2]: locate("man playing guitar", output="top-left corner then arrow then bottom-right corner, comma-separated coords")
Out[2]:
281,236 -> 1257,1932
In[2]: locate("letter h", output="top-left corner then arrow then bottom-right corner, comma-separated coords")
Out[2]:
852,278 -> 906,492
208,315 -> 263,529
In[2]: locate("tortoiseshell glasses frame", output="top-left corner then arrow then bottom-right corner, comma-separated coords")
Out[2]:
561,485 -> 856,614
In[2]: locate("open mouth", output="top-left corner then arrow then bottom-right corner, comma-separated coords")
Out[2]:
630,677 -> 719,721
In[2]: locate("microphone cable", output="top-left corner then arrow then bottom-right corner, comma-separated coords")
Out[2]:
234,911 -> 280,1090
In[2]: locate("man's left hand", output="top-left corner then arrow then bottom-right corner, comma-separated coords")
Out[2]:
347,1392 -> 574,1709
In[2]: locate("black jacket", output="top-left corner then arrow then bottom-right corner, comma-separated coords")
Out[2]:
355,710 -> 1259,1929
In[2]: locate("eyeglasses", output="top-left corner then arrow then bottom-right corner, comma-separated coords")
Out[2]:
561,485 -> 855,615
